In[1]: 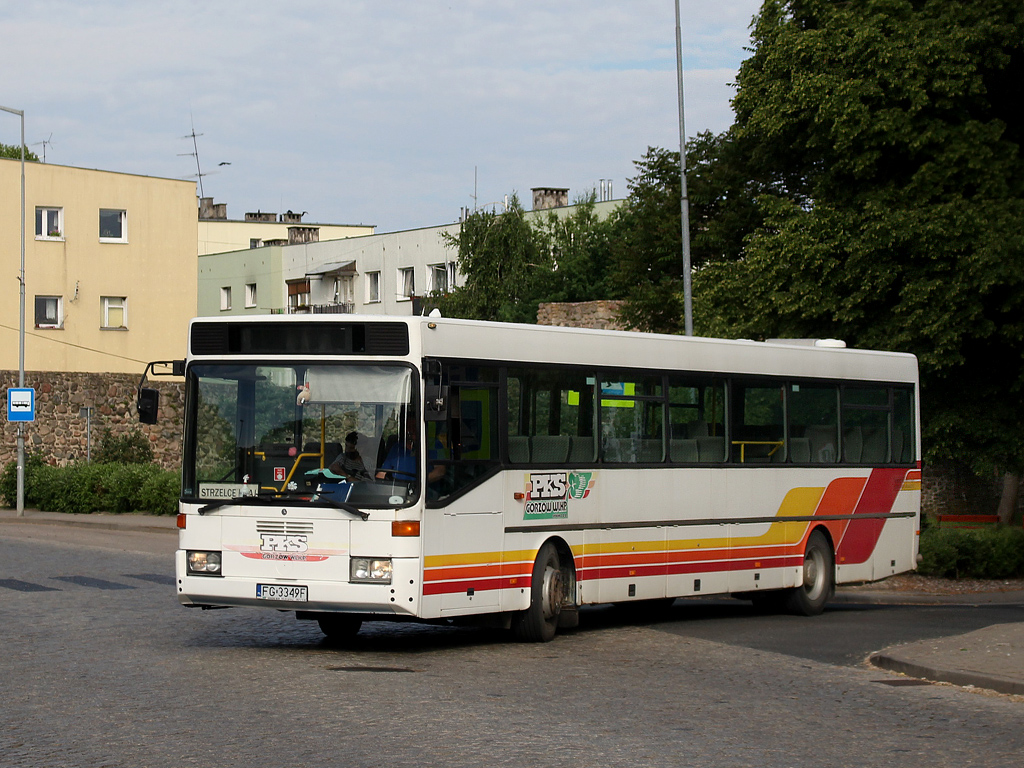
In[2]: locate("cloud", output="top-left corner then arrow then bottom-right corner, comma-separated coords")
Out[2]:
0,0 -> 761,230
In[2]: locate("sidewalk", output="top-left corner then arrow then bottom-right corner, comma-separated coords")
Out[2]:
0,508 -> 177,533
1,508 -> 1022,696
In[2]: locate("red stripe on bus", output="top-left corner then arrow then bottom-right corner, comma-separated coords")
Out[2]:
836,468 -> 907,565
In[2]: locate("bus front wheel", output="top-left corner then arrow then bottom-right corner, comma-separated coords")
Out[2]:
317,614 -> 362,641
512,543 -> 563,642
783,530 -> 834,616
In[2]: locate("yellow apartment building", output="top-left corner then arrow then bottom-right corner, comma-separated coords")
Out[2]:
0,158 -> 197,374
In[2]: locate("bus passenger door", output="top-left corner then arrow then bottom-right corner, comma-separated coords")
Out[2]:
434,382 -> 503,614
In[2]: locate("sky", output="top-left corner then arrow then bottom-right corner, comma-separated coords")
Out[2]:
1,0 -> 762,233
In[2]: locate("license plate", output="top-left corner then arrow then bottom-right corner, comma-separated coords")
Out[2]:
256,584 -> 308,602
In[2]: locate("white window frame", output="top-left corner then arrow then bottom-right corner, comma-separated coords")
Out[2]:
34,295 -> 63,329
245,283 -> 257,309
396,267 -> 415,301
35,207 -> 64,241
99,209 -> 128,243
100,296 -> 128,329
221,286 -> 232,311
365,271 -> 381,303
427,263 -> 449,294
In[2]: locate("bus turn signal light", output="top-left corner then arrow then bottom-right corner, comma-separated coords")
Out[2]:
177,514 -> 187,529
392,520 -> 420,537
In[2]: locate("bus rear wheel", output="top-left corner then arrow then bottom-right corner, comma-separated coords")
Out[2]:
316,614 -> 363,642
512,543 -> 563,642
783,530 -> 833,616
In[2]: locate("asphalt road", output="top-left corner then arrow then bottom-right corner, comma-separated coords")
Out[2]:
1,526 -> 1022,768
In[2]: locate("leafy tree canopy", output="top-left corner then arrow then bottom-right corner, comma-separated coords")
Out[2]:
695,0 -> 1024,472
436,193 -> 622,323
0,143 -> 39,161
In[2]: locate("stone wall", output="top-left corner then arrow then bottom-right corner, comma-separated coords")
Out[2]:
1,370 -> 184,471
537,300 -> 629,330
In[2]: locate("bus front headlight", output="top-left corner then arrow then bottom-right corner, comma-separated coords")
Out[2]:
187,550 -> 222,575
350,557 -> 392,584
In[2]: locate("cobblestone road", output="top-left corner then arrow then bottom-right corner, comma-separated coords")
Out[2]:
1,532 -> 1022,768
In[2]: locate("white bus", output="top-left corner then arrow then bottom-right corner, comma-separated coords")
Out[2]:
160,315 -> 920,642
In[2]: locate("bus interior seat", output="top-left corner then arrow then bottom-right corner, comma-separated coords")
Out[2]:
639,439 -> 664,462
842,427 -> 863,463
602,437 -> 626,462
893,429 -> 906,463
697,436 -> 726,462
670,439 -> 698,462
532,434 -> 570,464
861,427 -> 887,463
508,435 -> 530,464
789,437 -> 811,463
569,436 -> 595,463
806,425 -> 837,463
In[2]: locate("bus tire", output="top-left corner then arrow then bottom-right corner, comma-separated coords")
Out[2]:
512,542 -> 563,642
783,530 -> 833,616
317,614 -> 362,641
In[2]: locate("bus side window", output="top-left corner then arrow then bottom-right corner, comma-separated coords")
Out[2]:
668,377 -> 726,463
506,367 -> 596,466
788,383 -> 839,464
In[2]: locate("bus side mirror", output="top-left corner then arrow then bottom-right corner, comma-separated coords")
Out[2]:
138,388 -> 160,424
424,384 -> 448,422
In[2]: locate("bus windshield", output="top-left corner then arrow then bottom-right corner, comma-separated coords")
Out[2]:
183,363 -> 418,507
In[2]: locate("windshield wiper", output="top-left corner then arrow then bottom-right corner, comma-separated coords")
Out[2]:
198,493 -> 369,520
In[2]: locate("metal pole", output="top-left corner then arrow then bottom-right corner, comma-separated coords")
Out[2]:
1,104 -> 26,515
675,0 -> 694,336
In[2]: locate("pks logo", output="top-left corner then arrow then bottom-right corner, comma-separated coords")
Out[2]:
260,534 -> 308,553
523,472 -> 596,519
528,473 -> 567,500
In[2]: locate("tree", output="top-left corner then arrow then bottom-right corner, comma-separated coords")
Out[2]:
435,194 -> 542,323
694,0 -> 1024,495
437,193 -> 620,324
610,133 -> 765,333
0,143 -> 39,161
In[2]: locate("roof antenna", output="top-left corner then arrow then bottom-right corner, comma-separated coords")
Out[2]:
31,133 -> 54,162
179,113 -> 206,198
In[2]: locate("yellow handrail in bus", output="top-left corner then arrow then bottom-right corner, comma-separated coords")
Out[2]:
731,440 -> 784,463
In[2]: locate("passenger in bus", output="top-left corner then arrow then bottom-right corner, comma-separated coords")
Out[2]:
327,432 -> 371,481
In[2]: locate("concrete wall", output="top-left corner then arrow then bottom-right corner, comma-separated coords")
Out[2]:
1,369 -> 184,472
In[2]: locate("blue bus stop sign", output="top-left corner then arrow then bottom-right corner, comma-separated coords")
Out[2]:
6,388 -> 35,422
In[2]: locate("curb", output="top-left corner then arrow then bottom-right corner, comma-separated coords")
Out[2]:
870,651 -> 1024,697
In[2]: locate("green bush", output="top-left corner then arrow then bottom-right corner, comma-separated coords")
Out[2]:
94,427 -> 154,465
0,452 -> 46,506
0,458 -> 179,515
918,526 -> 1024,579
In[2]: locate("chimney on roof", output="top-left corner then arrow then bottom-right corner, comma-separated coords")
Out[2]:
280,210 -> 306,224
289,226 -> 319,245
198,197 -> 227,220
531,187 -> 569,211
245,210 -> 277,222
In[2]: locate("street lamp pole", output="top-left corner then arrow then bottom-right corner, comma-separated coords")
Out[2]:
1,104 -> 26,515
674,0 -> 694,336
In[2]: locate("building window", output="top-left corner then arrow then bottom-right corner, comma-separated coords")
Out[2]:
220,286 -> 232,311
35,207 -> 63,240
427,264 -> 447,294
287,279 -> 310,313
245,283 -> 257,308
366,271 -> 381,303
99,209 -> 127,242
397,267 -> 414,301
101,296 -> 127,329
34,296 -> 63,329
